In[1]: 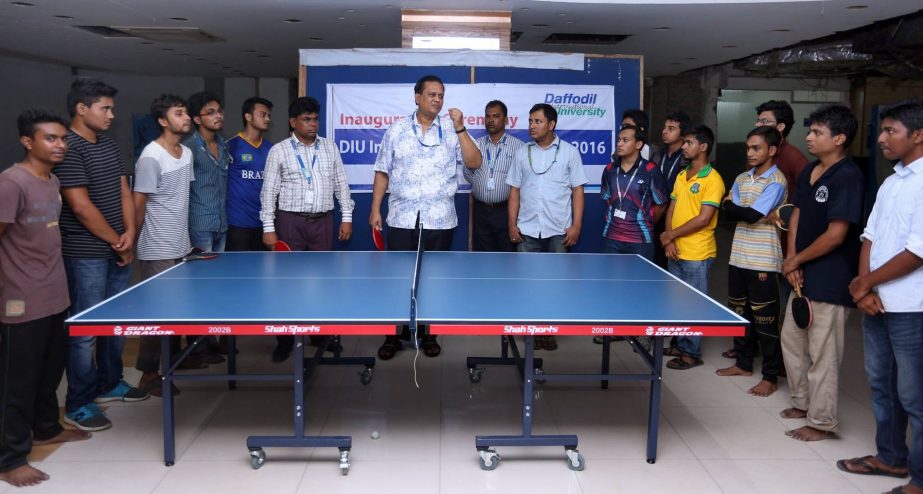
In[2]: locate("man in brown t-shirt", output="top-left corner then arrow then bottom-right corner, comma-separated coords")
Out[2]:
0,110 -> 90,488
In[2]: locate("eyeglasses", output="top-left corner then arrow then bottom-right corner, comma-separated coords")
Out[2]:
756,118 -> 777,125
200,108 -> 225,117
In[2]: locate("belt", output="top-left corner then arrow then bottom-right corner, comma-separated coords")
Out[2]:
282,210 -> 331,220
475,200 -> 508,209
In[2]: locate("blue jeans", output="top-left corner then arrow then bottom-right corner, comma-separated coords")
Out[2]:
64,257 -> 132,412
518,234 -> 566,253
603,239 -> 654,260
189,229 -> 226,253
863,311 -> 923,488
667,258 -> 714,358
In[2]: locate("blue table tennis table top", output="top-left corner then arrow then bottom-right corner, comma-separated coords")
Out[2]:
67,251 -> 746,338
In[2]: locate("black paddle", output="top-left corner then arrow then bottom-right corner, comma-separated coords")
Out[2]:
791,284 -> 813,329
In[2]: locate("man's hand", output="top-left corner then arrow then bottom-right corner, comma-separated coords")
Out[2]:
338,222 -> 353,241
785,268 -> 803,289
660,230 -> 674,247
115,248 -> 133,267
563,224 -> 581,247
369,210 -> 382,231
848,275 -> 872,302
782,255 -> 801,275
665,241 -> 680,261
509,223 -> 523,244
447,108 -> 465,131
856,292 -> 886,316
112,231 -> 134,253
262,232 -> 278,250
765,209 -> 782,227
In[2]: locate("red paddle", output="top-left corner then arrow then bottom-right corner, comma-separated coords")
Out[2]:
371,227 -> 385,251
273,240 -> 292,252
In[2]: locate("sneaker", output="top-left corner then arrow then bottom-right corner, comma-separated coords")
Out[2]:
95,380 -> 150,404
64,403 -> 112,432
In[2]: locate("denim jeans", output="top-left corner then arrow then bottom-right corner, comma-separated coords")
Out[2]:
602,239 -> 654,261
518,234 -> 566,253
64,257 -> 132,412
667,258 -> 714,358
863,311 -> 923,487
189,229 -> 226,253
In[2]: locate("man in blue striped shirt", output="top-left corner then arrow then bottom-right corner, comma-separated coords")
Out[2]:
184,92 -> 230,254
464,100 -> 524,252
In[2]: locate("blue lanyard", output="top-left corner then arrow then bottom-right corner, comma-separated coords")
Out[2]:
290,137 -> 317,185
411,112 -> 442,147
485,135 -> 506,177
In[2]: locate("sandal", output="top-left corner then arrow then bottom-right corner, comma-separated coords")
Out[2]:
377,336 -> 402,360
666,355 -> 703,370
662,346 -> 684,357
721,349 -> 738,359
421,336 -> 441,357
542,336 -> 558,351
835,456 -> 909,479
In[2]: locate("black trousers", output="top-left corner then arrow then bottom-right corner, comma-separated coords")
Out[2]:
472,200 -> 514,252
728,265 -> 782,382
0,311 -> 67,472
387,226 -> 454,339
226,225 -> 266,252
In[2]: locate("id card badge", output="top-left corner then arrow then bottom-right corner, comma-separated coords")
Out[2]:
614,209 -> 627,220
487,177 -> 496,190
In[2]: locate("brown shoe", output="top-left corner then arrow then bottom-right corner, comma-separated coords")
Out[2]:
175,354 -> 209,369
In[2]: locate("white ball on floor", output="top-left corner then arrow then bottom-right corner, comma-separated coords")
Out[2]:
370,430 -> 380,440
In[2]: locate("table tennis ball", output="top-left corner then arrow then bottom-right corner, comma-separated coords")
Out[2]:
371,430 -> 380,440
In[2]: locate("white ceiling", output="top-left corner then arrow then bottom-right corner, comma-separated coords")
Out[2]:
1,0 -> 919,78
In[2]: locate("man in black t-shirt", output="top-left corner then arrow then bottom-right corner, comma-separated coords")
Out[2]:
778,105 -> 864,442
55,79 -> 148,433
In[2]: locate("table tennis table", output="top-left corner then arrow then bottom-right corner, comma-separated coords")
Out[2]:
67,248 -> 746,474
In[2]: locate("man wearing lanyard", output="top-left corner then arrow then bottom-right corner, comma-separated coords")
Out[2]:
260,96 -> 355,362
508,103 -> 588,351
370,75 -> 482,360
653,110 -> 691,269
464,100 -> 524,252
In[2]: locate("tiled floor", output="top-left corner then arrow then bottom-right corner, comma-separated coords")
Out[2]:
4,227 -> 905,493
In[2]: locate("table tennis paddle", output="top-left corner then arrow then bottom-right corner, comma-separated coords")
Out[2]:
371,227 -> 385,251
791,284 -> 813,329
182,247 -> 219,262
773,203 -> 795,231
273,239 -> 292,252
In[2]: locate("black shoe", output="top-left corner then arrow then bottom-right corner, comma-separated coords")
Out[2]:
272,341 -> 293,363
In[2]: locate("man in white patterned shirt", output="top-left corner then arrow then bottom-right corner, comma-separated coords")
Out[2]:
260,96 -> 354,362
370,75 -> 482,360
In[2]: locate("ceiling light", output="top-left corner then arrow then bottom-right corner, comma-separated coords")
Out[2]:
10,2 -> 34,6
54,14 -> 73,19
846,4 -> 868,9
169,17 -> 188,22
283,18 -> 301,23
653,26 -> 670,31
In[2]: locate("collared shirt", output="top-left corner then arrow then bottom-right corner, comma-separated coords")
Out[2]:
776,140 -> 809,200
507,136 -> 588,238
669,164 -> 725,261
374,114 -> 470,230
227,133 -> 272,229
465,132 -> 524,204
600,156 -> 668,244
260,133 -> 354,233
793,157 -> 864,306
183,132 -> 230,233
861,156 -> 923,312
728,165 -> 787,272
658,147 -> 685,194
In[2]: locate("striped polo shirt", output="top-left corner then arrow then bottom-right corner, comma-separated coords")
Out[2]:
464,132 -> 524,204
728,165 -> 787,272
133,141 -> 194,261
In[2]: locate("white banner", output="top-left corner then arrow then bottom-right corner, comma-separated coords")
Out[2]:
326,83 -> 615,191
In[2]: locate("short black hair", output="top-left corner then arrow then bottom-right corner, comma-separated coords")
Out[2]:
66,78 -> 118,118
755,100 -> 796,137
682,124 -> 715,156
485,100 -> 508,117
808,104 -> 858,147
529,103 -> 558,124
665,110 -> 692,134
187,91 -> 222,123
18,108 -> 68,138
619,124 -> 647,147
622,108 -> 649,132
150,94 -> 187,127
414,75 -> 444,95
747,125 -> 782,150
289,96 -> 321,119
242,96 -> 273,126
880,99 -> 923,133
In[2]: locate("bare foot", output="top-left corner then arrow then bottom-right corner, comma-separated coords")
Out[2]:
748,379 -> 778,397
785,425 -> 834,441
780,407 -> 807,419
0,464 -> 50,487
33,428 -> 92,446
895,483 -> 923,494
715,365 -> 753,377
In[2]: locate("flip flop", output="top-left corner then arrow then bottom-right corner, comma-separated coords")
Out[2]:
666,356 -> 703,370
835,456 -> 909,478
663,346 -> 684,357
721,349 -> 738,359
